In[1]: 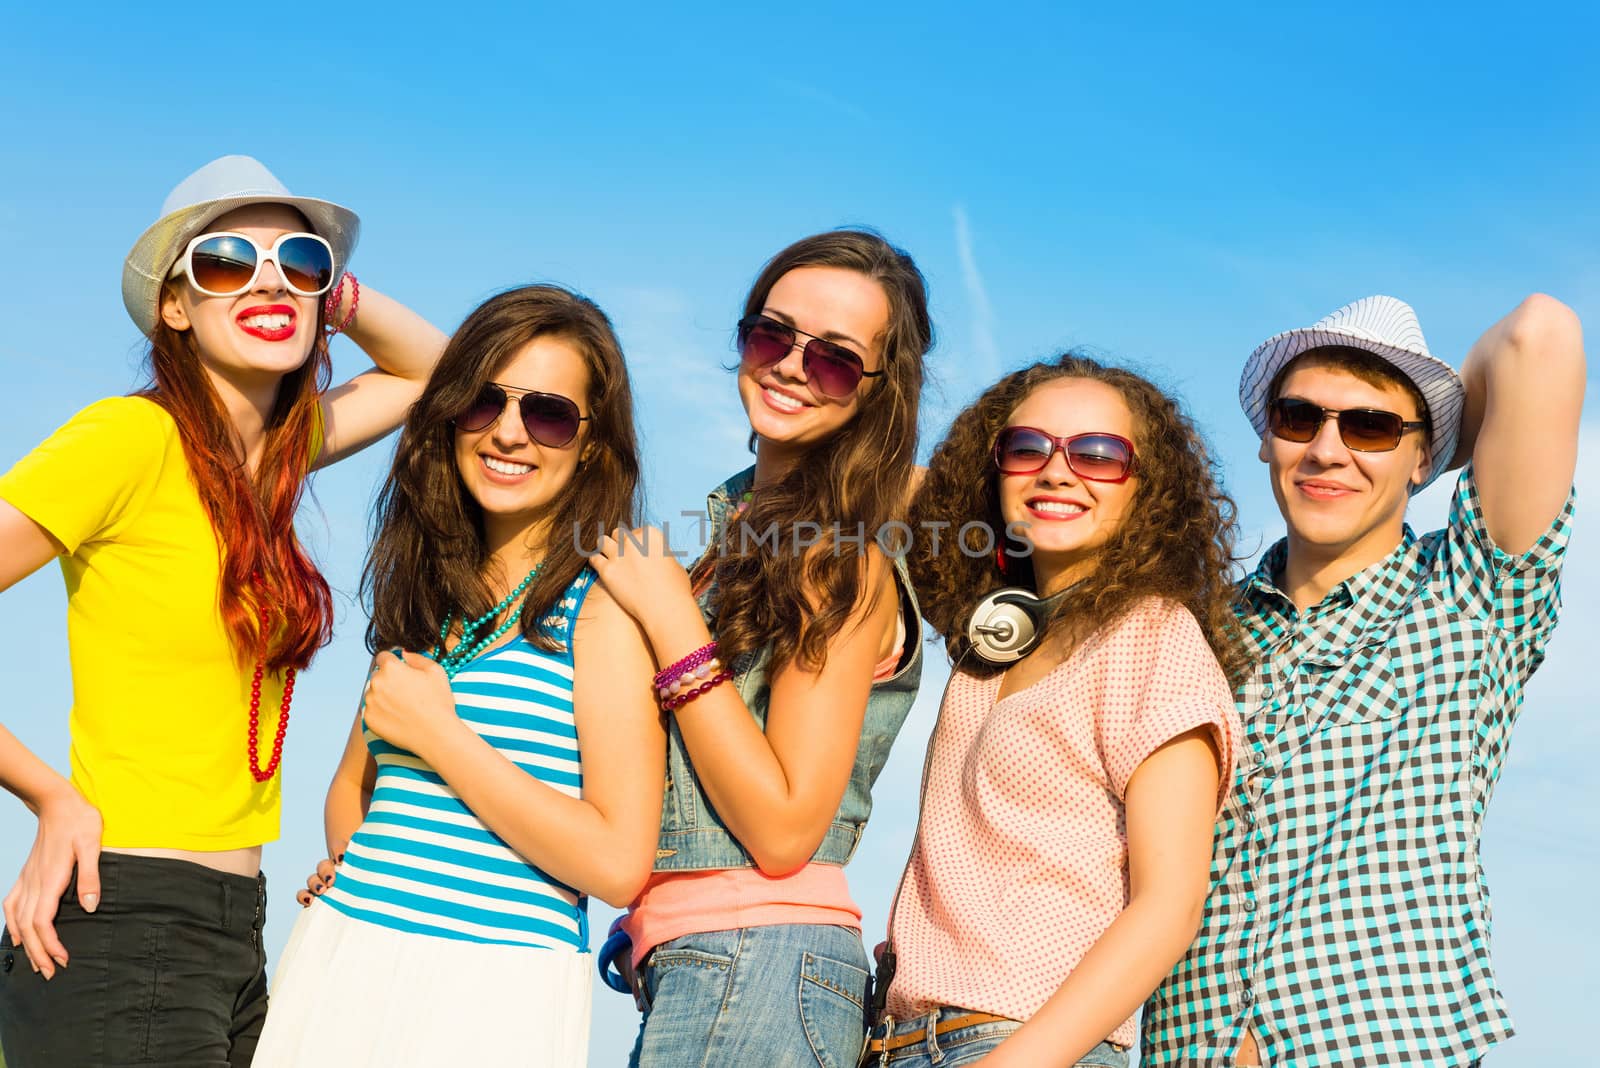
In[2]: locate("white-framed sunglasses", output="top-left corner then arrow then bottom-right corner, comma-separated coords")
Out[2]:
167,231 -> 337,298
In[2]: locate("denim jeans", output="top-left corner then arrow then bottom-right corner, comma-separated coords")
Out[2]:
629,923 -> 869,1068
0,853 -> 268,1068
867,1007 -> 1129,1067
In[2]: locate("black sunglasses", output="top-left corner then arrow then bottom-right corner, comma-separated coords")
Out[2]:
737,314 -> 884,400
1268,397 -> 1425,453
453,383 -> 590,448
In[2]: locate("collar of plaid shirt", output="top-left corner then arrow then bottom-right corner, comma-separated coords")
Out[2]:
1141,467 -> 1574,1068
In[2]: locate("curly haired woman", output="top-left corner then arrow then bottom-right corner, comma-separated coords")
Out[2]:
865,354 -> 1248,1068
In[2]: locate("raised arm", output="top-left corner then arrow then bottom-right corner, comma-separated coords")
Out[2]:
1453,293 -> 1585,554
315,282 -> 448,468
591,528 -> 901,876
0,501 -> 103,978
979,727 -> 1223,1067
357,584 -> 666,907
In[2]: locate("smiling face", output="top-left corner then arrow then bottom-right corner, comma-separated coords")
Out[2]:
453,334 -> 593,550
997,377 -> 1140,593
158,204 -> 323,393
737,265 -> 890,466
1261,361 -> 1430,569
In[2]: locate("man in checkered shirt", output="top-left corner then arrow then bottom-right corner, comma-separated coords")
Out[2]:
1142,294 -> 1583,1067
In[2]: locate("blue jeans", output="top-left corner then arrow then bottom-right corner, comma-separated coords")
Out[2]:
629,923 -> 869,1068
867,1007 -> 1129,1067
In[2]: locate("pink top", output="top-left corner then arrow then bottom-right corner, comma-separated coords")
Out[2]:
884,598 -> 1239,1048
621,864 -> 862,967
621,623 -> 906,967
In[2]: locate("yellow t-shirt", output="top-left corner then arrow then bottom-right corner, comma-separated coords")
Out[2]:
0,395 -> 292,849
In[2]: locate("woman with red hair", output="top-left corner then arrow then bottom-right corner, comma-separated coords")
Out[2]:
0,155 -> 445,1067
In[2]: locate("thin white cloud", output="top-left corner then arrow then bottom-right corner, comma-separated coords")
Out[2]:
953,204 -> 1000,383
770,79 -> 872,124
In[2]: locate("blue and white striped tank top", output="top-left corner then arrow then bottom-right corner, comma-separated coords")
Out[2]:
321,569 -> 594,950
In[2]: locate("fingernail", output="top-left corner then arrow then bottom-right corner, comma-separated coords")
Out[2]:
336,853 -> 344,864
83,893 -> 99,913
53,955 -> 67,969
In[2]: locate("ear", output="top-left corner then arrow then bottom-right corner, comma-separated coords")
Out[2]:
1409,440 -> 1432,490
159,286 -> 191,332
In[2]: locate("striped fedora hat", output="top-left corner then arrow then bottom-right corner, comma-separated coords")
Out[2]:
1238,295 -> 1465,492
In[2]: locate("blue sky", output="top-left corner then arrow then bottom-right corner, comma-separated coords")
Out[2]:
2,4 -> 1596,1063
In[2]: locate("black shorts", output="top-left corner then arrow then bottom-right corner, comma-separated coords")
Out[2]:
0,852 -> 268,1067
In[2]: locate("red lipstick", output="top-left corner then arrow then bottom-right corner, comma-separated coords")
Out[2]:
236,304 -> 297,342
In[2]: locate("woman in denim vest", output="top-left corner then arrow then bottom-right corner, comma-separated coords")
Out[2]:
590,230 -> 931,1067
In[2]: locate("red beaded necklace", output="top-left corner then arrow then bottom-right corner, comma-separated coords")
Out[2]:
247,663 -> 296,782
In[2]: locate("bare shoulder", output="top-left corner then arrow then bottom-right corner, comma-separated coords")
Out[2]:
908,464 -> 929,497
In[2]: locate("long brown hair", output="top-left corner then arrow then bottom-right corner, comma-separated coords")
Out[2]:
908,353 -> 1251,682
364,285 -> 640,654
139,301 -> 334,673
700,230 -> 931,672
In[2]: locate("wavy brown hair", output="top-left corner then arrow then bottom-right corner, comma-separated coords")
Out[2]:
908,353 -> 1251,682
695,230 -> 932,672
138,293 -> 334,673
364,285 -> 640,654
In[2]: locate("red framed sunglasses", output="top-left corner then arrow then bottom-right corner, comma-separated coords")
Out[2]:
993,426 -> 1139,483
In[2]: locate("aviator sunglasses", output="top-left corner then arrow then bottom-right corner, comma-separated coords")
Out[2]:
737,314 -> 884,400
453,383 -> 590,448
1268,397 -> 1425,452
168,231 -> 337,298
993,426 -> 1139,483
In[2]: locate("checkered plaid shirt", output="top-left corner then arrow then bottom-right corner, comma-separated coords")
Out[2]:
1142,466 -> 1574,1067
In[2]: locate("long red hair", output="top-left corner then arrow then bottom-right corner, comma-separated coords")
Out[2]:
139,300 -> 334,672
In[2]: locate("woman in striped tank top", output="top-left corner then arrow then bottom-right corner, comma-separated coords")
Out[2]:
254,286 -> 665,1066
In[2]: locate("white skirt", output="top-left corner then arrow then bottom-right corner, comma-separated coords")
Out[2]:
254,899 -> 592,1067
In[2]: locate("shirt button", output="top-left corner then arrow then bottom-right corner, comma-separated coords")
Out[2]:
1244,897 -> 1258,912
1240,988 -> 1255,1005
1261,684 -> 1274,699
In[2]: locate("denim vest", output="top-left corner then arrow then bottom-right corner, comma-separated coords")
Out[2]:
654,466 -> 923,871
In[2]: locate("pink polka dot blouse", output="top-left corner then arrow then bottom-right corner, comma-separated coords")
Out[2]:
884,597 -> 1240,1048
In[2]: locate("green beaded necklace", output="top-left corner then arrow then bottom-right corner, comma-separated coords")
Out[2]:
431,563 -> 545,678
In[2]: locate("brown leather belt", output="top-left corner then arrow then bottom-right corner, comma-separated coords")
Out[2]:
865,1012 -> 1014,1056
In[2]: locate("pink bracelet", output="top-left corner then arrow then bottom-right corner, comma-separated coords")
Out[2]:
325,273 -> 360,334
663,670 -> 733,711
653,641 -> 718,691
658,656 -> 723,699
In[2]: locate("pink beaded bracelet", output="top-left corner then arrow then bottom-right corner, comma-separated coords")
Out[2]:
325,273 -> 360,335
663,670 -> 733,712
653,641 -> 718,691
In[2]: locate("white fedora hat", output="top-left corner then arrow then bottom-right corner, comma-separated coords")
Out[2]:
122,155 -> 360,337
1238,295 -> 1465,491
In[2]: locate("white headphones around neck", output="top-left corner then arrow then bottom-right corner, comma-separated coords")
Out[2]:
964,586 -> 1071,665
